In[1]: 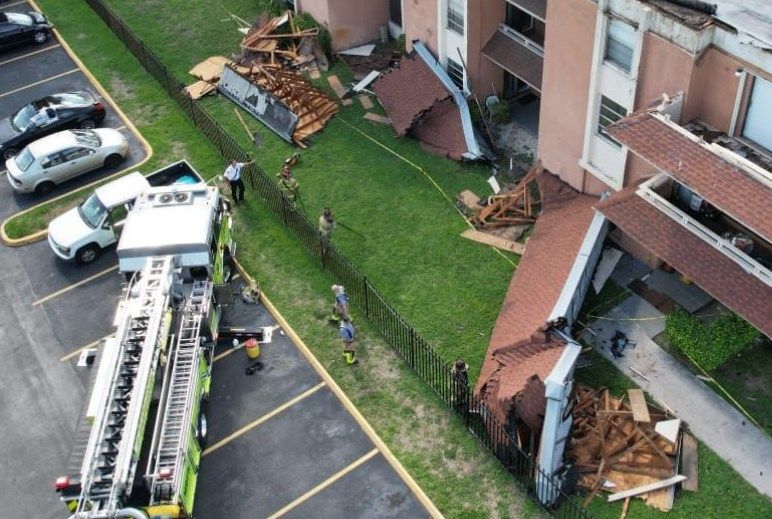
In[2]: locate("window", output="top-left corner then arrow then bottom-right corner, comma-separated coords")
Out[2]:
506,4 -> 534,34
741,76 -> 772,152
446,58 -> 464,89
604,19 -> 635,73
447,0 -> 464,35
597,95 -> 627,146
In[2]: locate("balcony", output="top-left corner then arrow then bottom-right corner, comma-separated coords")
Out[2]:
506,0 -> 547,22
481,23 -> 544,92
638,174 -> 772,286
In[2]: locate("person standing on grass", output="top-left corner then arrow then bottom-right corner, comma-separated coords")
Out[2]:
339,315 -> 357,365
224,159 -> 253,204
277,164 -> 300,206
319,207 -> 336,239
330,284 -> 349,322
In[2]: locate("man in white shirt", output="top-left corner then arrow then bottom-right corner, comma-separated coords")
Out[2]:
223,159 -> 254,204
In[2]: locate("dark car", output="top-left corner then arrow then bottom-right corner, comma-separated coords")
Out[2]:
0,11 -> 52,50
0,91 -> 107,159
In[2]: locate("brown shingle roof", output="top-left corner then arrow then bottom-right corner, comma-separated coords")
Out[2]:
596,189 -> 772,337
372,54 -> 450,136
481,29 -> 543,91
606,112 -> 772,242
475,172 -> 598,425
411,98 -> 467,160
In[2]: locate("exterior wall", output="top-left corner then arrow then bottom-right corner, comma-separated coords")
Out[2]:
468,0 -> 505,97
537,0 -> 597,192
684,48 -> 743,132
403,0 -> 439,54
298,0 -> 390,51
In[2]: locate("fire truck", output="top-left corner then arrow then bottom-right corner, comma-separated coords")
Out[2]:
55,162 -> 235,518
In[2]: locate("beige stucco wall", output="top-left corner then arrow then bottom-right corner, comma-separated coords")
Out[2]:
298,0 -> 390,51
467,0 -> 505,97
537,0 -> 596,192
403,0 -> 439,54
683,47 -> 743,132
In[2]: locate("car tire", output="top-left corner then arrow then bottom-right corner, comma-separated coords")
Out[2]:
75,244 -> 100,265
2,147 -> 17,160
33,31 -> 47,44
35,181 -> 55,195
103,153 -> 124,168
79,119 -> 96,130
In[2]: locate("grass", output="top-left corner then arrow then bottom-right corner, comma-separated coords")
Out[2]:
31,0 -> 541,516
9,0 -> 519,381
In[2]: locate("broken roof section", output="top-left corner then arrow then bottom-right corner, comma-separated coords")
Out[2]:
372,41 -> 484,160
596,185 -> 772,337
475,172 -> 598,426
606,110 -> 772,243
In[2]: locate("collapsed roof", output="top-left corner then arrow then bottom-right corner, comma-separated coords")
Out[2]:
372,41 -> 484,161
475,172 -> 598,429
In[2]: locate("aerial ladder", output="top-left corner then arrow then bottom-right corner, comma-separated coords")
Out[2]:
56,257 -> 216,518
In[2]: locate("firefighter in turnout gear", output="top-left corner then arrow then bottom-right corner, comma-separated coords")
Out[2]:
277,165 -> 299,206
319,207 -> 335,239
330,284 -> 350,322
339,315 -> 357,365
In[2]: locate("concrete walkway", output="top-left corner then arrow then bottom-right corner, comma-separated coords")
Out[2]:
583,303 -> 772,498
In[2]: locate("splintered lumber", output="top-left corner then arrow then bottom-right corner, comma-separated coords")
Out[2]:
457,190 -> 481,211
607,475 -> 687,502
628,389 -> 651,423
461,229 -> 525,254
681,434 -> 699,492
470,162 -> 542,228
363,112 -> 391,125
327,74 -> 353,105
620,497 -> 631,519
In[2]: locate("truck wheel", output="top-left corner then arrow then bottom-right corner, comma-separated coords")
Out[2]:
196,412 -> 208,448
35,181 -> 55,195
75,244 -> 100,265
104,153 -> 124,168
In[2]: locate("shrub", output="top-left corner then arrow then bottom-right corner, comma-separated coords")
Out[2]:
395,34 -> 406,55
666,309 -> 760,371
294,11 -> 332,55
490,101 -> 510,124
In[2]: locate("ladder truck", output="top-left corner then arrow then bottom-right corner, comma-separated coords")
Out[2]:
55,163 -> 235,518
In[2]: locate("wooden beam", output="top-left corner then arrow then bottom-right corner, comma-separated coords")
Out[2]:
607,475 -> 687,502
681,434 -> 699,492
628,389 -> 651,423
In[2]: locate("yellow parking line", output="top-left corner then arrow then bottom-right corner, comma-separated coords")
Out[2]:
60,333 -> 112,362
0,44 -> 61,67
203,382 -> 326,457
0,68 -> 80,99
266,449 -> 379,519
32,265 -> 117,306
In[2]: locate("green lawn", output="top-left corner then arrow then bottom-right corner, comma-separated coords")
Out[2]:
30,1 -> 541,516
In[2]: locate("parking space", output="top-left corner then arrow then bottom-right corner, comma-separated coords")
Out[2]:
0,0 -> 148,214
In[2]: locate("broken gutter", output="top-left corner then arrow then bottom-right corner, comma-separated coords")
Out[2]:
412,41 -> 484,160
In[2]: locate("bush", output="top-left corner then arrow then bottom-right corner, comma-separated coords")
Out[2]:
395,34 -> 406,55
666,309 -> 760,371
294,11 -> 332,55
490,101 -> 510,124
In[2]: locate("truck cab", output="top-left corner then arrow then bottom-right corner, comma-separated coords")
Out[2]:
47,161 -> 203,264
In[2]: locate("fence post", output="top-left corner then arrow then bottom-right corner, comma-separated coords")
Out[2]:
362,277 -> 369,317
188,96 -> 197,127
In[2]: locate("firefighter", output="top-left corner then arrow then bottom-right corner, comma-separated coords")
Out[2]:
276,165 -> 299,205
330,284 -> 349,322
339,315 -> 357,365
319,207 -> 335,239
451,358 -> 469,414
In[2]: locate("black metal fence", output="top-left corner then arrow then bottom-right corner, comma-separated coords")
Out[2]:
83,2 -> 590,516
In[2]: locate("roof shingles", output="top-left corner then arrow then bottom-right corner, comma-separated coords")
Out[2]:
607,112 -> 772,241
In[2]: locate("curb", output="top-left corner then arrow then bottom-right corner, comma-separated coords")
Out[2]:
1,1 -> 153,247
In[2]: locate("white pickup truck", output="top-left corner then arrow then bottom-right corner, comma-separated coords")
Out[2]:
47,161 -> 203,264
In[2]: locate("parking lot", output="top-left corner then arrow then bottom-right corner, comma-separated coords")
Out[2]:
0,0 -> 149,218
0,2 -> 437,518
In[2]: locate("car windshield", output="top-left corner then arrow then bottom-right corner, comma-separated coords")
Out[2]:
78,194 -> 107,229
72,129 -> 101,147
14,148 -> 35,172
11,104 -> 37,133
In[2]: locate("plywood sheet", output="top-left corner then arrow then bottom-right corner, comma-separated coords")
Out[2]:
359,94 -> 374,109
461,228 -> 525,254
184,80 -> 216,100
681,433 -> 699,492
628,389 -> 651,423
363,112 -> 391,125
327,74 -> 353,105
189,56 -> 232,82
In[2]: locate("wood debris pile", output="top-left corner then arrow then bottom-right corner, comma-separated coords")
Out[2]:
571,384 -> 685,511
239,10 -> 320,69
233,63 -> 338,145
470,164 -> 540,229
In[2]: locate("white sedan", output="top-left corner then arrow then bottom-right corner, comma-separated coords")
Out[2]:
6,128 -> 128,194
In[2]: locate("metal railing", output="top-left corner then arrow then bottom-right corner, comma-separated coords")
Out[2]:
82,2 -> 590,516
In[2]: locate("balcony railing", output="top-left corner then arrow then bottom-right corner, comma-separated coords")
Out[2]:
499,23 -> 544,57
638,174 -> 772,286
